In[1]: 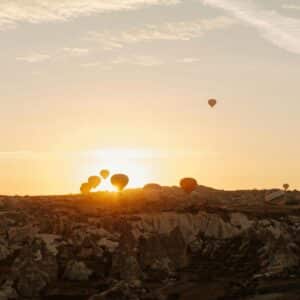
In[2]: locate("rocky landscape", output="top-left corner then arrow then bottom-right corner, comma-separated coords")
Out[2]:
1,186 -> 300,300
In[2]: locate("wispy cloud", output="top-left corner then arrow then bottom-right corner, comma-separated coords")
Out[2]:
16,53 -> 50,63
63,48 -> 89,56
16,48 -> 90,64
81,56 -> 205,68
0,147 -> 217,160
113,55 -> 163,66
81,61 -> 104,68
178,57 -> 201,63
87,16 -> 236,49
80,62 -> 113,71
0,0 -> 180,30
282,4 -> 300,11
201,0 -> 300,55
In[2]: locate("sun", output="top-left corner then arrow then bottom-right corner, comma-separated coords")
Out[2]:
100,160 -> 150,191
80,148 -> 155,191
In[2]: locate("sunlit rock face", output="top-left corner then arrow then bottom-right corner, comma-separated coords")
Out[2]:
1,187 -> 300,299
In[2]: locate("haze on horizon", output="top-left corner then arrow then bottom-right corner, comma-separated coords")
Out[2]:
1,0 -> 300,195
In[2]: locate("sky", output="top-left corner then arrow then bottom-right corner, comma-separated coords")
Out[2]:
1,0 -> 300,195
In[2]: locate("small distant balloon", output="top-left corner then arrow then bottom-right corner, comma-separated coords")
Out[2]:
111,174 -> 129,191
88,176 -> 101,189
283,183 -> 290,192
80,183 -> 91,195
100,169 -> 110,180
208,99 -> 217,108
180,178 -> 198,194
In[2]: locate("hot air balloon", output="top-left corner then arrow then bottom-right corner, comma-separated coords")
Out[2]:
180,178 -> 198,194
88,176 -> 101,189
208,99 -> 217,108
80,182 -> 91,195
283,184 -> 290,192
100,169 -> 110,180
111,174 -> 129,191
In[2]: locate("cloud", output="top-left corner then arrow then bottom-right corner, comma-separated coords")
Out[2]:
16,53 -> 50,63
0,147 -> 218,162
16,48 -> 89,64
201,0 -> 300,55
80,62 -> 113,70
81,56 -> 205,68
0,0 -> 180,30
87,16 -> 236,49
112,55 -> 163,66
178,57 -> 201,63
81,61 -> 103,68
282,4 -> 300,11
63,48 -> 89,56
80,147 -> 218,159
80,56 -> 162,68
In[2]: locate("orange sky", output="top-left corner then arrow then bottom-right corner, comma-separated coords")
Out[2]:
1,0 -> 300,195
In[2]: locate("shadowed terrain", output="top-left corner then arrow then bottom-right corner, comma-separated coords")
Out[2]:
1,186 -> 300,300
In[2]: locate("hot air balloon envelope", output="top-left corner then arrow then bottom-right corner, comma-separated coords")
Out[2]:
208,99 -> 217,108
88,176 -> 101,189
80,182 -> 91,195
180,178 -> 198,194
111,174 -> 129,191
100,169 -> 110,179
283,184 -> 290,191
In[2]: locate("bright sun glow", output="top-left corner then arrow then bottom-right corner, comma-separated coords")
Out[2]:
80,148 -> 155,191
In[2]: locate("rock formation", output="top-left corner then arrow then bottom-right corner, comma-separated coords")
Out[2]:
0,187 -> 300,299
